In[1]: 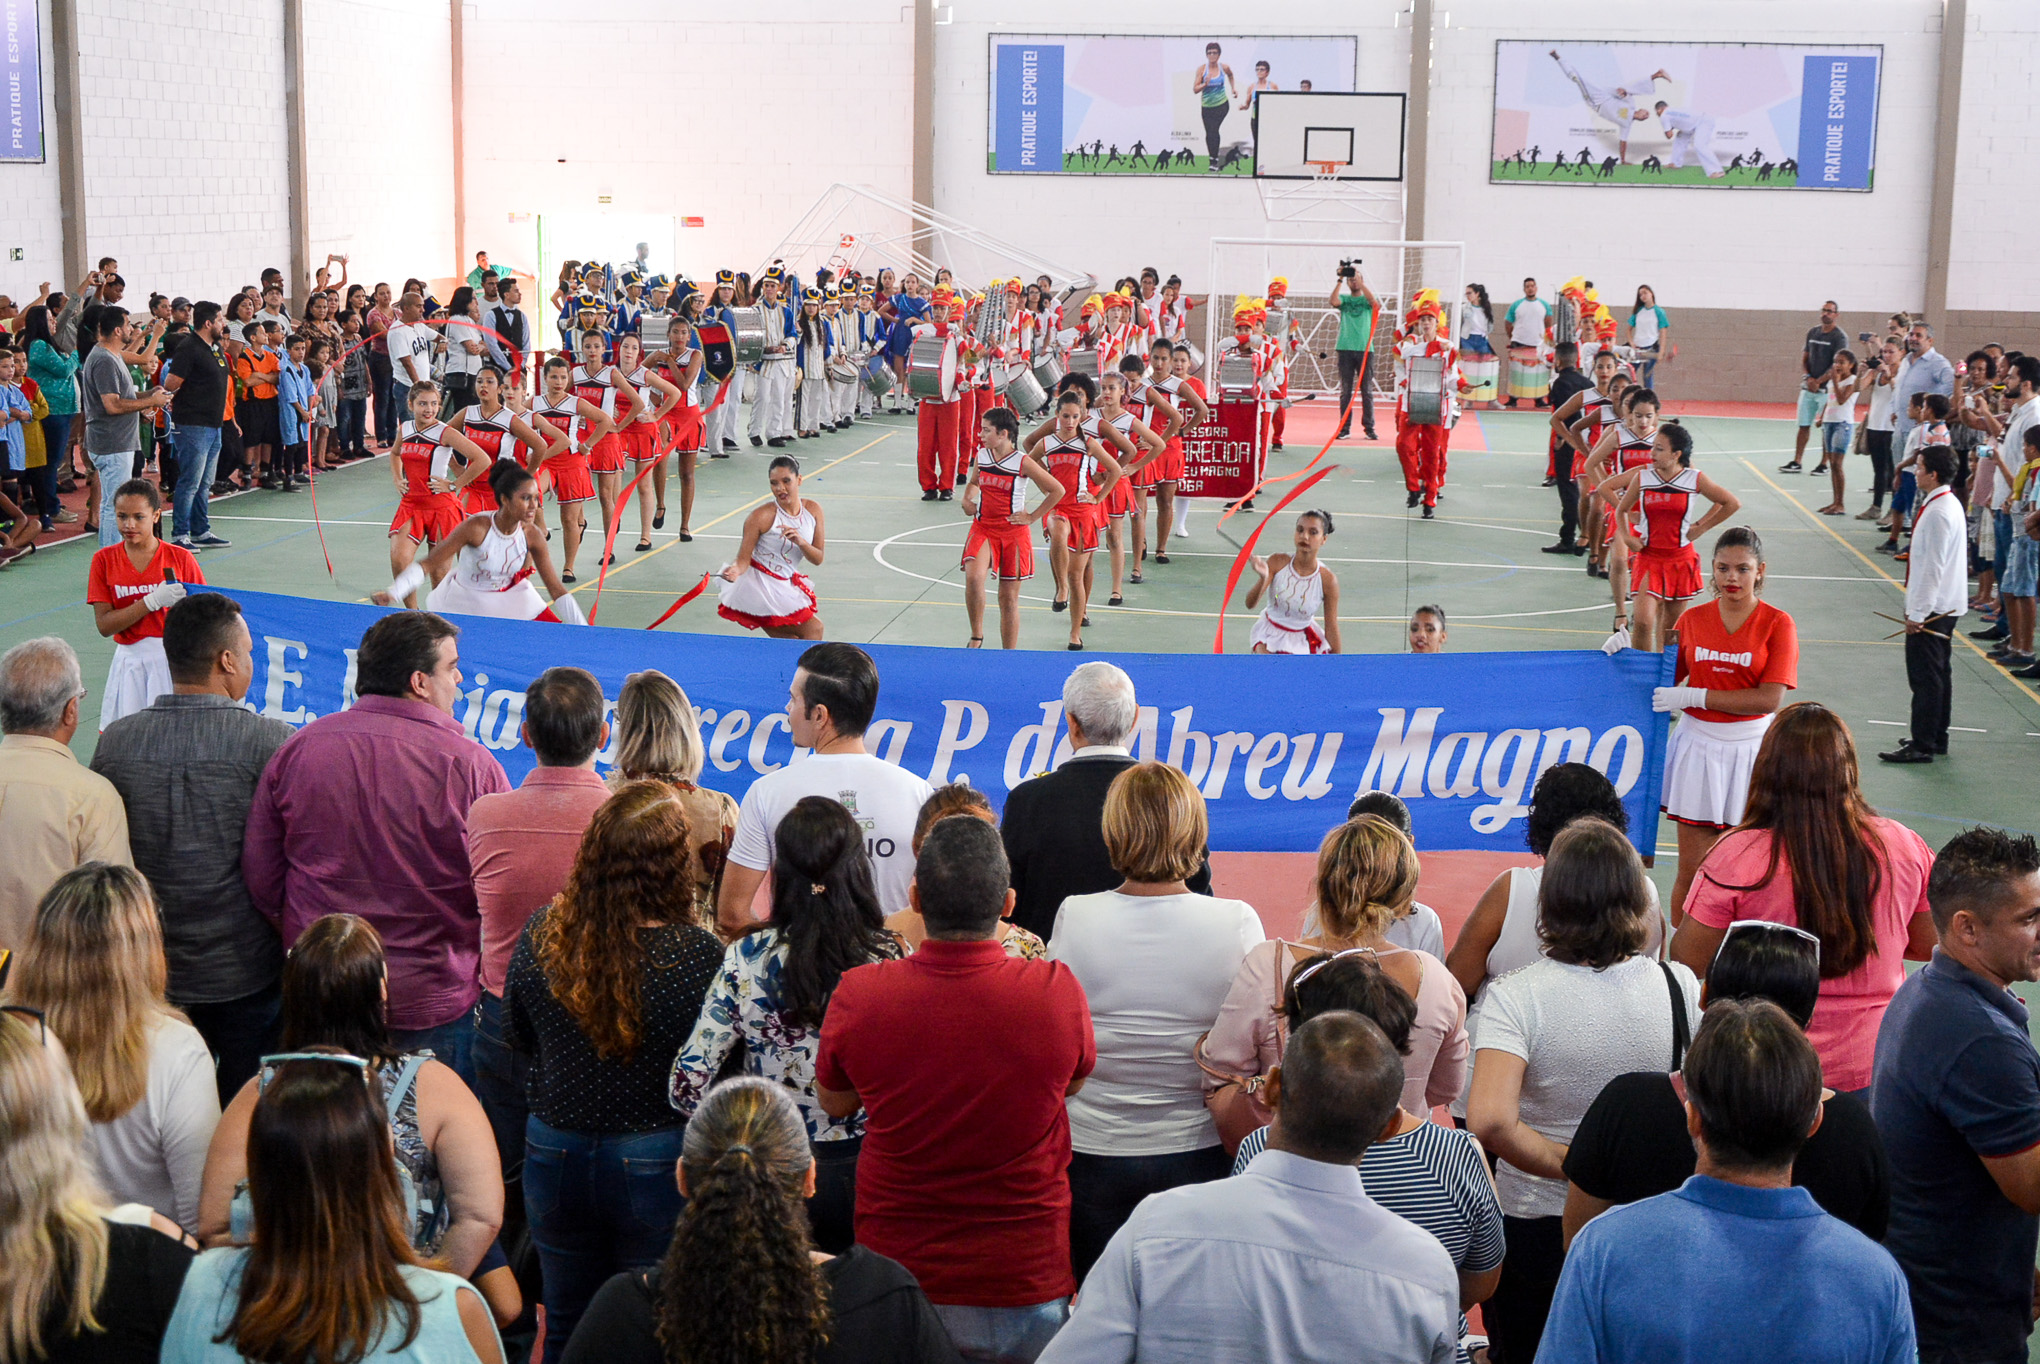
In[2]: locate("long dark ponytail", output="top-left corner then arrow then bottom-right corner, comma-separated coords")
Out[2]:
656,1078 -> 829,1363
764,796 -> 892,1029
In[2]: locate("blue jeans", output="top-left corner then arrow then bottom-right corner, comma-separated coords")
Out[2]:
29,414 -> 69,526
932,1300 -> 1070,1364
470,992 -> 528,1179
91,450 -> 133,545
1993,508 -> 2014,588
1633,343 -> 1661,390
524,1118 -> 686,1364
1068,1146 -> 1230,1279
337,396 -> 367,453
171,425 -> 223,540
1822,420 -> 1853,458
390,1015 -> 476,1088
1892,469 -> 1917,519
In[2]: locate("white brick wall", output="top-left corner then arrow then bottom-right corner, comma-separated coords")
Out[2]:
1944,0 -> 2040,312
0,0 -> 67,302
460,0 -> 914,288
304,0 -> 454,291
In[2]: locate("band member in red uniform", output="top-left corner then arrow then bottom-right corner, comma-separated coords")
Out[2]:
911,284 -> 966,500
571,328 -> 645,567
1264,277 -> 1302,451
961,407 -> 1063,650
647,313 -> 707,543
388,381 -> 493,606
87,479 -> 204,729
450,365 -> 565,517
1024,389 -> 1124,650
529,355 -> 618,582
1393,299 -> 1462,518
1651,525 -> 1797,918
1606,420 -> 1740,653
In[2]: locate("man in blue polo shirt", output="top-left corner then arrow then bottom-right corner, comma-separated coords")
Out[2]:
1540,999 -> 1915,1363
1875,826 -> 2040,1364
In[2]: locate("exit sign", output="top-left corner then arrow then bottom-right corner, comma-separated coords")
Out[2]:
682,216 -> 705,228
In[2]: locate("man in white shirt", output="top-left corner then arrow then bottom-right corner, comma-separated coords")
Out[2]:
384,292 -> 434,413
1039,1011 -> 1460,1363
1881,445 -> 1967,765
486,280 -> 529,376
1502,279 -> 1552,409
253,284 -> 292,334
717,642 -> 934,932
1654,101 -> 1724,177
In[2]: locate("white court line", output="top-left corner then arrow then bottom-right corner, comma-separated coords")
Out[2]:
1865,719 -> 1904,726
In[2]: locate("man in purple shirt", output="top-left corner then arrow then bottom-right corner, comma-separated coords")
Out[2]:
243,611 -> 509,1080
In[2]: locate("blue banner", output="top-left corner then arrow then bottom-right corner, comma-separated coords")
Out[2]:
222,588 -> 1673,854
1,0 -> 43,163
994,42 -> 1063,173
1796,54 -> 1878,191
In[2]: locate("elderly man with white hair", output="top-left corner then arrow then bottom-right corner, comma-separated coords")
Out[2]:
1001,662 -> 1211,943
0,636 -> 132,949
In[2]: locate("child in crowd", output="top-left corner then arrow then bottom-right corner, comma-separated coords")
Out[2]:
309,339 -> 339,472
277,332 -> 315,491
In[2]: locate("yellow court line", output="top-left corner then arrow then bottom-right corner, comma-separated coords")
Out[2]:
1740,458 -> 2040,710
562,432 -> 896,603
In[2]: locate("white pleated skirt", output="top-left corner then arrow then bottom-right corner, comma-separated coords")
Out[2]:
1661,712 -> 1773,830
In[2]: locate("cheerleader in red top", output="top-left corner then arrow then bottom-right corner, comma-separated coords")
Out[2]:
1549,348 -> 1624,549
1392,301 -> 1463,517
375,460 -> 584,625
387,382 -> 493,608
449,366 -> 565,517
1023,388 -> 1124,649
1099,291 -> 1141,372
529,355 -> 618,582
570,328 -> 646,568
1146,341 -> 1210,552
1027,372 -> 1146,608
1116,353 -> 1183,576
910,285 -> 967,497
1651,525 -> 1797,919
1580,385 -> 1654,578
717,454 -> 826,640
1605,421 -> 1740,653
1089,371 -> 1165,595
962,407 -> 1065,650
647,313 -> 706,544
611,333 -> 683,553
87,479 -> 204,729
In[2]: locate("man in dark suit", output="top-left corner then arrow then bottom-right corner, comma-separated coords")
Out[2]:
1001,662 -> 1212,942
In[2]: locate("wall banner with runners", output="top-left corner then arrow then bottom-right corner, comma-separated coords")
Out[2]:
988,34 -> 1358,177
221,586 -> 1673,854
1491,41 -> 1882,190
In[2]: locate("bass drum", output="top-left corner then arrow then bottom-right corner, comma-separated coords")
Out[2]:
728,306 -> 767,365
1406,354 -> 1446,426
907,334 -> 959,401
999,365 -> 1048,415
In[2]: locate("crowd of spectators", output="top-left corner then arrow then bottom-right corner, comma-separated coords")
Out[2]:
2,612 -> 2037,1364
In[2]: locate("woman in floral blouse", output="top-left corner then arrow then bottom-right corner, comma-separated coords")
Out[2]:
668,796 -> 902,1253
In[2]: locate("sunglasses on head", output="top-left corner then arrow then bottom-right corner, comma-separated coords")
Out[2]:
1290,946 -> 1377,993
1713,919 -> 1821,968
2,1003 -> 47,1044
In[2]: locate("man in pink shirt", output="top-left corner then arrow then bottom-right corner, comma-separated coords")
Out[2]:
243,612 -> 510,1081
466,666 -> 613,1167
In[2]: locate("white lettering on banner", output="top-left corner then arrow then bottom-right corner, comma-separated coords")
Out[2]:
261,637 -> 310,723
708,709 -> 751,772
1472,729 -> 1541,834
340,649 -> 359,709
1590,726 -> 1646,794
866,719 -> 914,766
932,699 -> 988,784
1167,707 -> 1213,785
1002,701 -> 1059,787
1354,709 -> 1643,833
478,686 -> 525,751
1360,707 -> 1444,797
749,713 -> 791,773
458,674 -> 488,741
1280,733 -> 1342,801
1204,732 -> 1257,799
1245,733 -> 1289,799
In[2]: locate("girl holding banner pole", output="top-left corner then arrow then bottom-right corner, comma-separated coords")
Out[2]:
375,460 -> 585,624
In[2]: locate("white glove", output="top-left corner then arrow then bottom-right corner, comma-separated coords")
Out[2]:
1600,624 -> 1631,655
142,581 -> 188,612
1653,685 -> 1709,713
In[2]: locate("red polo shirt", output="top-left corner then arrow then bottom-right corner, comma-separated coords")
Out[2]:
816,939 -> 1095,1307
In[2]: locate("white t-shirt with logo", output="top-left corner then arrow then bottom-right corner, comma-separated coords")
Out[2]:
385,321 -> 434,386
727,751 -> 935,912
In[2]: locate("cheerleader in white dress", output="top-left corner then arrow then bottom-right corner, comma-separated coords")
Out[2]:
374,461 -> 585,623
718,454 -> 826,639
1244,509 -> 1343,654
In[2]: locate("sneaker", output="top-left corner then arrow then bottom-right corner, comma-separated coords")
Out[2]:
194,532 -> 232,547
173,534 -> 202,552
750,435 -> 764,448
939,489 -> 953,501
1970,623 -> 2010,641
1810,463 -> 1828,475
1778,461 -> 1803,473
1854,505 -> 1882,521
722,439 -> 739,452
921,489 -> 939,501
1421,504 -> 1435,519
1406,489 -> 1420,508
54,509 -> 79,524
2012,662 -> 2040,680
1998,652 -> 2036,669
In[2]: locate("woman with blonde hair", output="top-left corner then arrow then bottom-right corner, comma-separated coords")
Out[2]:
6,863 -> 220,1231
608,669 -> 737,929
562,1077 -> 958,1364
506,781 -> 724,1362
1047,762 -> 1264,1276
1201,813 -> 1468,1143
0,1008 -> 197,1364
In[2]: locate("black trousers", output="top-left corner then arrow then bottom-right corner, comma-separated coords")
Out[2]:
1486,1213 -> 1565,1363
1068,1146 -> 1231,1280
1906,617 -> 1955,751
1336,349 -> 1375,435
808,1136 -> 861,1255
181,979 -> 281,1105
1201,102 -> 1227,162
1866,429 -> 1894,504
1555,469 -> 1580,545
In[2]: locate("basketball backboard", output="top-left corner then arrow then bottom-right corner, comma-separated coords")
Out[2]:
1252,91 -> 1407,180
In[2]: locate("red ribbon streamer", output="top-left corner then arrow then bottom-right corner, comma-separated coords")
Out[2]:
587,454 -> 662,624
1211,463 -> 1341,654
303,462 -> 335,579
1214,387 -> 1358,534
646,571 -> 715,629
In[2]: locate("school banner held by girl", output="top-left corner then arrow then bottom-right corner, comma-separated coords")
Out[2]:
219,585 -> 1672,855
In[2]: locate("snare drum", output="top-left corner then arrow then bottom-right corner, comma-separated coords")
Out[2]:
1406,355 -> 1446,426
862,362 -> 896,398
1031,351 -> 1067,393
1068,349 -> 1106,382
1217,352 -> 1260,396
907,334 -> 959,401
827,358 -> 860,384
729,307 -> 767,365
999,365 -> 1048,415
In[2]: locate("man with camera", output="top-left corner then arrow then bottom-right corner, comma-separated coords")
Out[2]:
1331,260 -> 1378,441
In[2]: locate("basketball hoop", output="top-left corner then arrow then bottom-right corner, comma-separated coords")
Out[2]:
1309,160 -> 1348,182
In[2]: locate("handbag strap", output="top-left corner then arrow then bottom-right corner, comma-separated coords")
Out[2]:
1661,961 -> 1691,1072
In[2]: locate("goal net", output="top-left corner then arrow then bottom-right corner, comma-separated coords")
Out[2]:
1203,239 -> 1465,397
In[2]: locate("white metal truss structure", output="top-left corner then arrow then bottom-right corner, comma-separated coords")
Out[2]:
755,183 -> 1094,296
1255,176 -> 1407,232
